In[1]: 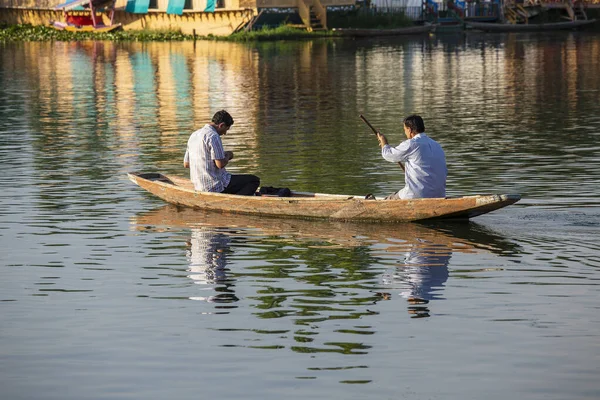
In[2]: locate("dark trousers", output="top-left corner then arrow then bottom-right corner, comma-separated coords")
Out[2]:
222,174 -> 260,196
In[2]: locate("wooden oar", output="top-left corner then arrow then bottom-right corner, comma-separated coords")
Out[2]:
360,114 -> 405,171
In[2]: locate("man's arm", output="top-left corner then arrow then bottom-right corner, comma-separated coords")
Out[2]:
183,149 -> 190,168
377,132 -> 388,147
381,139 -> 410,163
378,132 -> 406,171
214,151 -> 233,169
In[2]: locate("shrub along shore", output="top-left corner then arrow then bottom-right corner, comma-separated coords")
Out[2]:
0,24 -> 348,42
0,12 -> 415,42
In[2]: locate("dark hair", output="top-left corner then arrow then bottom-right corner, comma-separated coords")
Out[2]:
212,110 -> 234,126
403,115 -> 425,133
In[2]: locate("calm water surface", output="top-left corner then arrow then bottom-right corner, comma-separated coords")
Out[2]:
1,32 -> 600,399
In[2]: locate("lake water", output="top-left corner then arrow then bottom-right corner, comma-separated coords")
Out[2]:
1,32 -> 599,400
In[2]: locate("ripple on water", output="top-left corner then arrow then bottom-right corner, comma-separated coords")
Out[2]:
1,37 -> 600,400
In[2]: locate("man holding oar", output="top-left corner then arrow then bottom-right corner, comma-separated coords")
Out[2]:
373,115 -> 447,200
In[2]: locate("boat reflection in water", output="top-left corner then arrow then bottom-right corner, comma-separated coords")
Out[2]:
376,220 -> 518,318
131,205 -> 519,318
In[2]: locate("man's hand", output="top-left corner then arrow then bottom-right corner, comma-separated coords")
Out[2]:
184,161 -> 189,168
215,151 -> 233,169
376,132 -> 388,148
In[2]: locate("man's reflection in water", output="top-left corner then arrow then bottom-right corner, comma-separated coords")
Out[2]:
382,239 -> 451,318
186,227 -> 239,304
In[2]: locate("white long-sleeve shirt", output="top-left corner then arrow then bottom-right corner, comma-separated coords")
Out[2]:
381,133 -> 447,199
184,124 -> 231,192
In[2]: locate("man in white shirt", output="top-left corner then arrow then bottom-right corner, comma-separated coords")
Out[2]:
184,110 -> 260,196
376,115 -> 447,199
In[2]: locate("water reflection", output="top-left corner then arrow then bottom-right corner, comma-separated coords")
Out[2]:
3,34 -> 600,396
3,36 -> 599,197
132,205 -> 519,325
381,239 -> 451,318
186,227 -> 238,304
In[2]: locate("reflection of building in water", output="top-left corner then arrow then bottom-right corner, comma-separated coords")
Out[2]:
186,227 -> 238,303
381,240 -> 451,318
18,40 -> 261,172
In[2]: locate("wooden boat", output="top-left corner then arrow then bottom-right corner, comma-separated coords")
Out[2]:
128,172 -> 520,223
51,0 -> 122,33
466,19 -> 597,32
332,24 -> 437,38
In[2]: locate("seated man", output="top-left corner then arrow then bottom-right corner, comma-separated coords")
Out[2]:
376,115 -> 447,199
184,110 -> 260,196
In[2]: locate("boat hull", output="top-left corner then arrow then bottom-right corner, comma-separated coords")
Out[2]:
127,172 -> 520,223
332,24 -> 436,37
51,21 -> 122,32
467,19 -> 597,32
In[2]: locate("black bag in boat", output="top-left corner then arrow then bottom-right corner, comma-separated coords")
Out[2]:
258,186 -> 291,197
